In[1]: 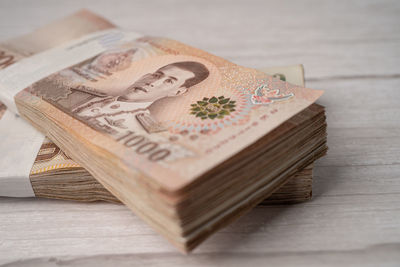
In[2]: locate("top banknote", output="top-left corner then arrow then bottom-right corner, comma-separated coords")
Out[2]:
0,27 -> 323,192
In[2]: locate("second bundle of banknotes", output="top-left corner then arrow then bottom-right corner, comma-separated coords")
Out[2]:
0,10 -> 327,252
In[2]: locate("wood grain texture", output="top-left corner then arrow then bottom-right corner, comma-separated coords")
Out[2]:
0,0 -> 399,266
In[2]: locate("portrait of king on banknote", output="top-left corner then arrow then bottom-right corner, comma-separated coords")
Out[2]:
29,40 -> 212,138
72,60 -> 209,135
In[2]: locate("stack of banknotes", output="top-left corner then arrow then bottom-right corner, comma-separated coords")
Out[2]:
0,10 -> 327,252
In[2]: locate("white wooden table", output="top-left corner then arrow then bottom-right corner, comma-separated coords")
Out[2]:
0,0 -> 399,266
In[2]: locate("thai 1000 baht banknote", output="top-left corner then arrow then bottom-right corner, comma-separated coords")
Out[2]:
0,10 -> 114,196
0,29 -> 323,192
0,9 -> 313,200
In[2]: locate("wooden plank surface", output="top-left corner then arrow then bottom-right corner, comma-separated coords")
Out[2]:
0,0 -> 399,266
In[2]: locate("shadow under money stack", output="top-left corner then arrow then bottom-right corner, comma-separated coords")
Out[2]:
1,12 -> 327,252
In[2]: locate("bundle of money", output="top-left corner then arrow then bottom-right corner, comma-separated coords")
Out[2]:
0,11 -> 327,252
0,11 -> 313,204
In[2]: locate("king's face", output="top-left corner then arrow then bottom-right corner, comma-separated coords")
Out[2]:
119,65 -> 195,102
